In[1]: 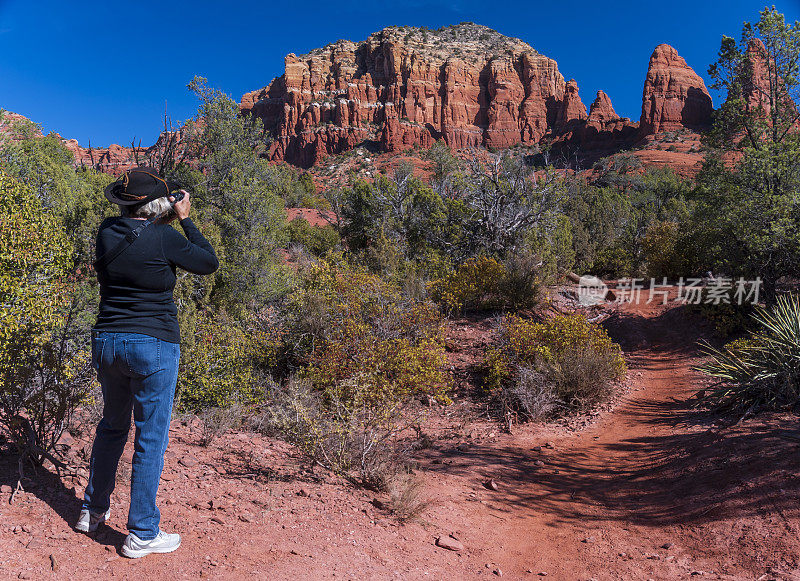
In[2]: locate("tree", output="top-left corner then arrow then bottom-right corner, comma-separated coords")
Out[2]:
181,77 -> 293,311
708,6 -> 800,149
699,8 -> 800,300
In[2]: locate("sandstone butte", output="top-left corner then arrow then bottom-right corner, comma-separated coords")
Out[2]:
4,24 -> 766,173
239,24 -> 715,167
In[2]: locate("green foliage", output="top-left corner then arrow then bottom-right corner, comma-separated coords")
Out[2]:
696,295 -> 800,414
487,313 -> 626,419
0,130 -> 114,265
285,260 -> 450,415
180,77 -> 297,311
177,310 -> 280,413
708,7 -> 800,150
695,138 -> 800,300
0,170 -> 92,467
287,217 -> 340,256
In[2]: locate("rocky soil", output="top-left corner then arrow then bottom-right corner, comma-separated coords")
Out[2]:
2,292 -> 800,579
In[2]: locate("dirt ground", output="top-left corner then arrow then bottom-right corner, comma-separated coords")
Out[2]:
2,294 -> 800,580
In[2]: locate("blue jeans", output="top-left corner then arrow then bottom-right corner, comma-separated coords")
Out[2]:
83,332 -> 180,540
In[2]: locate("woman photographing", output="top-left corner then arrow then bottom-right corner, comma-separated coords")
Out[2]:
75,167 -> 218,558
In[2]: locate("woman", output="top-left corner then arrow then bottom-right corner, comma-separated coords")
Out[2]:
75,167 -> 218,559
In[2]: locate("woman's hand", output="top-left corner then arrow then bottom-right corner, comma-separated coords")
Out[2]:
169,189 -> 191,221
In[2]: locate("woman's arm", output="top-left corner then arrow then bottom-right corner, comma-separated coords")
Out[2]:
162,190 -> 219,275
162,219 -> 219,275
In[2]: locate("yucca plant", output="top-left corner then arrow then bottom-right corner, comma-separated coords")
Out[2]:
695,295 -> 800,416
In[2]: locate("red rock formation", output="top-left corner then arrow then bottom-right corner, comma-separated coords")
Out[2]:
640,44 -> 713,134
588,90 -> 618,124
555,80 -> 588,127
242,25 -> 584,166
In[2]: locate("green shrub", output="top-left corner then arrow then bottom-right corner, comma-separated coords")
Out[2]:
286,261 -> 450,414
427,255 -> 542,314
0,170 -> 91,474
696,295 -> 800,414
486,313 -> 626,419
177,310 -> 281,413
286,217 -> 340,256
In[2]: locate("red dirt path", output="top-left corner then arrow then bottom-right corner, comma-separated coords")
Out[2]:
2,297 -> 800,579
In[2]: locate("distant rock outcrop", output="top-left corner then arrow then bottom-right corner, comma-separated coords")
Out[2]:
241,26 -> 713,167
639,44 -> 713,134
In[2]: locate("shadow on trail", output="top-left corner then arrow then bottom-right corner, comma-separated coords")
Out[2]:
426,302 -> 800,527
0,442 -> 127,550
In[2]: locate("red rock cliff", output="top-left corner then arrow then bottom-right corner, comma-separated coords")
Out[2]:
640,44 -> 713,134
241,25 -> 600,167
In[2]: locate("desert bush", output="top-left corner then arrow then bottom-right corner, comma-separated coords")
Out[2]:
427,255 -> 542,314
177,309 -> 281,413
0,170 -> 92,477
286,217 -> 340,256
486,313 -> 626,419
286,261 -> 450,414
198,403 -> 246,446
427,256 -> 507,314
641,220 -> 683,278
254,377 -> 415,489
696,295 -> 800,415
692,299 -> 755,339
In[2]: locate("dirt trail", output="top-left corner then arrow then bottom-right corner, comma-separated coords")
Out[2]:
2,297 -> 800,580
424,297 -> 800,579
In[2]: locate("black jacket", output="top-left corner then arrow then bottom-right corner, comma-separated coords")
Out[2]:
93,217 -> 218,343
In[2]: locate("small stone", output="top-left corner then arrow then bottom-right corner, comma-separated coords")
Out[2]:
484,479 -> 499,491
435,536 -> 464,552
297,488 -> 310,497
545,442 -> 555,449
210,517 -> 224,524
531,446 -> 542,452
493,569 -> 503,577
179,455 -> 199,468
371,498 -> 386,509
1,484 -> 12,494
534,460 -> 545,467
661,542 -> 674,550
538,573 -> 548,577
18,573 -> 31,580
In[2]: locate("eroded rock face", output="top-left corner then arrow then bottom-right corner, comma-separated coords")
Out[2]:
640,44 -> 713,134
241,24 -> 599,166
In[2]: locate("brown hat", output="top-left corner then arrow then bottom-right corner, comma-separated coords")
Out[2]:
104,167 -> 180,206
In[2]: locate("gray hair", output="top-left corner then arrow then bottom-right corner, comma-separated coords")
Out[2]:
120,196 -> 172,219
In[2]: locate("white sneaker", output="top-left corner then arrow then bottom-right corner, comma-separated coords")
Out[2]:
121,530 -> 181,558
74,508 -> 110,533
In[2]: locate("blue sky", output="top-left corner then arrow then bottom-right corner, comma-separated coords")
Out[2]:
1,0 -> 799,147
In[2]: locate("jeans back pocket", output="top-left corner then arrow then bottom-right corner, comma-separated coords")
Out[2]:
123,337 -> 161,377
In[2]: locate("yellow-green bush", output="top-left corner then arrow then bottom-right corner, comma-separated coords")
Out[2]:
286,217 -> 340,256
178,309 -> 281,412
0,169 -> 90,465
486,313 -> 626,418
428,255 -> 541,314
287,261 -> 450,414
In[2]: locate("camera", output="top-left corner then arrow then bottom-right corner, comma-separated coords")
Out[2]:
170,190 -> 185,204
